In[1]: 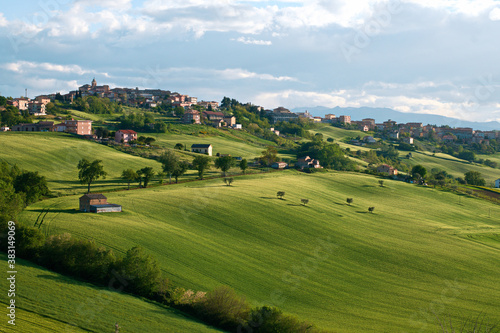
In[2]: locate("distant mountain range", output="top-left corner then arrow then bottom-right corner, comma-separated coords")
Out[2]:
291,106 -> 500,131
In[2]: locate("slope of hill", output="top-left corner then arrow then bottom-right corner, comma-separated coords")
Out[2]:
293,106 -> 500,131
0,132 -> 164,196
0,253 -> 222,332
18,171 -> 500,332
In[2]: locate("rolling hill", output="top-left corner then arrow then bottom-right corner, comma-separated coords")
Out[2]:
18,171 -> 500,332
0,253 -> 222,332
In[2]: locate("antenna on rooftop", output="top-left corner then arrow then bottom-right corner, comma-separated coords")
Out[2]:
25,88 -> 27,98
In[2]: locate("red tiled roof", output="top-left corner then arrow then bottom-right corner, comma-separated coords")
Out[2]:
118,129 -> 137,134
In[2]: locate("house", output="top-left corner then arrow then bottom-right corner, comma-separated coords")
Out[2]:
495,179 -> 500,188
191,144 -> 213,156
115,129 -> 138,143
182,109 -> 201,124
272,161 -> 288,169
296,156 -> 321,169
79,193 -> 122,213
233,124 -> 242,130
202,111 -> 224,122
28,102 -> 46,115
224,116 -> 236,127
389,131 -> 400,140
361,125 -> 369,132
402,137 -> 414,144
12,123 -> 41,132
377,164 -> 398,176
37,121 -> 55,132
267,107 -> 299,124
63,119 -> 93,135
363,136 -> 377,143
0,126 -> 10,132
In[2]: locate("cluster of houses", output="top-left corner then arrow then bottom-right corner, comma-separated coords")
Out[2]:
7,95 -> 51,116
9,119 -> 93,136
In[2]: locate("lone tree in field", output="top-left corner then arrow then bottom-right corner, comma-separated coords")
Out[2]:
192,155 -> 211,180
215,155 -> 234,177
239,158 -> 248,174
171,161 -> 189,183
174,143 -> 184,150
140,167 -> 155,188
346,198 -> 353,206
159,150 -> 179,184
368,207 -> 375,213
121,169 -> 138,190
411,165 -> 427,179
378,180 -> 384,187
223,177 -> 234,186
77,158 -> 107,193
301,198 -> 309,206
277,191 -> 285,199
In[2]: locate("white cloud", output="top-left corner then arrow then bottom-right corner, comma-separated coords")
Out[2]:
232,36 -> 272,45
489,7 -> 500,21
0,13 -> 7,27
218,68 -> 295,81
2,61 -> 89,75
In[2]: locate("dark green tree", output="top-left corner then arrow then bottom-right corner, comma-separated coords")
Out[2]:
117,246 -> 162,297
159,151 -> 179,184
13,171 -> 50,206
121,169 -> 138,190
192,155 -> 211,180
260,146 -> 278,166
140,167 -> 155,188
215,156 -> 234,177
464,171 -> 485,186
77,159 -> 107,193
171,161 -> 189,183
239,159 -> 248,174
411,165 -> 427,178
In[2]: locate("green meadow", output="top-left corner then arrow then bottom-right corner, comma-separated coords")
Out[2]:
18,171 -> 500,332
0,132 -> 162,195
0,253 -> 222,332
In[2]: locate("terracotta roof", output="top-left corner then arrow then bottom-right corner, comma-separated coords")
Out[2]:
118,129 -> 137,134
203,111 -> 224,116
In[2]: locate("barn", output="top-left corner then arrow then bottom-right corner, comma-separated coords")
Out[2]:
79,194 -> 122,213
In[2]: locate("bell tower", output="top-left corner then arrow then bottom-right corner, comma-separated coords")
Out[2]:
91,77 -> 97,88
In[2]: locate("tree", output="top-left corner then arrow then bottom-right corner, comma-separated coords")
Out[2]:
13,171 -> 50,206
411,165 -> 427,179
174,143 -> 184,150
144,137 -> 156,146
301,198 -> 309,206
346,198 -> 353,206
378,180 -> 384,187
277,191 -> 285,199
159,151 -> 179,184
260,146 -> 278,166
192,155 -> 211,180
117,246 -> 162,297
464,171 -> 485,186
77,159 -> 107,193
140,167 -> 155,188
239,159 -> 248,174
121,169 -> 138,190
215,156 -> 234,177
368,207 -> 375,213
171,161 -> 189,183
223,177 -> 234,186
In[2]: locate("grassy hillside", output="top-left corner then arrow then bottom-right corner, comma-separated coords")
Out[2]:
18,171 -> 500,332
0,253 -> 221,332
0,132 -> 163,195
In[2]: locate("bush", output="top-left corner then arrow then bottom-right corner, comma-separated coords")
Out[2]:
195,286 -> 250,330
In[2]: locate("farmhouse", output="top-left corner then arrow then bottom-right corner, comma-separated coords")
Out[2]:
296,156 -> 321,169
79,194 -> 122,213
272,161 -> 288,169
191,144 -> 213,156
115,129 -> 138,143
495,179 -> 500,188
377,164 -> 398,176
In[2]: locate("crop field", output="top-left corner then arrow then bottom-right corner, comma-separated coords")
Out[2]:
18,171 -> 500,332
0,253 -> 222,332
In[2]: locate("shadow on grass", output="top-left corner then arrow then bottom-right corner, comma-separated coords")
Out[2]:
37,274 -> 82,285
356,211 -> 368,214
260,197 -> 280,200
287,204 -> 311,208
29,209 -> 80,214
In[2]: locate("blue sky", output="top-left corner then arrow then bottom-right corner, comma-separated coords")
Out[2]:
1,0 -> 500,121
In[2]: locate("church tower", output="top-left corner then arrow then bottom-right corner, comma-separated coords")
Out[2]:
91,78 -> 97,88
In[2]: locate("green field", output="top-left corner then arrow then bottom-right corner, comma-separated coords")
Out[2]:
18,171 -> 500,332
0,132 -> 163,195
0,253 -> 222,332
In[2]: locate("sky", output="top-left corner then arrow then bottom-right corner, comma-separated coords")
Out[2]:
1,0 -> 500,121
